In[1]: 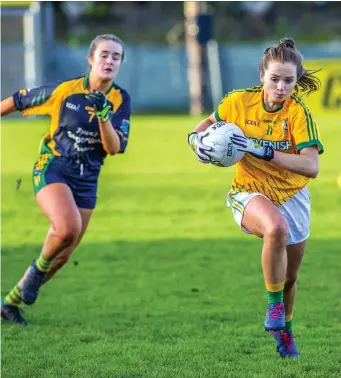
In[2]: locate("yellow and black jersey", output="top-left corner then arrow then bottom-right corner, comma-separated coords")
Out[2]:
215,86 -> 324,205
13,75 -> 131,170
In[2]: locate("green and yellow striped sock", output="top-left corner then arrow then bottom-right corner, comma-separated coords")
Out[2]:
265,281 -> 285,304
3,285 -> 22,306
285,313 -> 293,332
35,252 -> 55,272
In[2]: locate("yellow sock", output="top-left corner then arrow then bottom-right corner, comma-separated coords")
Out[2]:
265,280 -> 285,304
3,285 -> 22,306
285,313 -> 293,332
36,252 -> 55,272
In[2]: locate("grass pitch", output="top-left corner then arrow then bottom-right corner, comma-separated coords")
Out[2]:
1,115 -> 341,377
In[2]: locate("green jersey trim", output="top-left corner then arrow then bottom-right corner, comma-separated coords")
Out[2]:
83,74 -> 115,95
297,139 -> 324,154
291,94 -> 318,141
262,100 -> 284,113
215,109 -> 223,121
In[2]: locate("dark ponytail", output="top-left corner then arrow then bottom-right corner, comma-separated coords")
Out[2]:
259,37 -> 321,96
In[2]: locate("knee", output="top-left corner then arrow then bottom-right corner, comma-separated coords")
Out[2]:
56,225 -> 81,247
264,217 -> 288,243
285,277 -> 297,290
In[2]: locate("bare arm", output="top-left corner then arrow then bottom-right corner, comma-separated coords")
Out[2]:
273,147 -> 319,179
1,96 -> 17,116
98,119 -> 121,155
193,112 -> 217,133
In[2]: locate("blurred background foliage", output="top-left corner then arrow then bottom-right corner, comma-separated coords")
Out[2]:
53,1 -> 341,45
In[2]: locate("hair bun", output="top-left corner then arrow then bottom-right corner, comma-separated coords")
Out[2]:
279,38 -> 295,49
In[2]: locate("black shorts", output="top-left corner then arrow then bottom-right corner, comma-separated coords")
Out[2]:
32,154 -> 100,209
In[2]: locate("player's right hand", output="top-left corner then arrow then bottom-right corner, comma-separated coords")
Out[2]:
86,91 -> 113,122
230,133 -> 274,161
188,131 -> 212,164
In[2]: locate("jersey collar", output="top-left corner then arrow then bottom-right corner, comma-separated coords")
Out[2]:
83,74 -> 115,95
261,89 -> 296,113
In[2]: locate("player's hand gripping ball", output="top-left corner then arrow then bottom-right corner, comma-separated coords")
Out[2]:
201,122 -> 245,167
188,130 -> 212,164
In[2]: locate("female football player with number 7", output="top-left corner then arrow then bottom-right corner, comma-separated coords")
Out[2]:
1,34 -> 131,325
188,38 -> 323,358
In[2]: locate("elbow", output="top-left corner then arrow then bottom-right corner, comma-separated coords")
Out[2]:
106,138 -> 127,156
106,147 -> 120,156
104,141 -> 121,156
1,96 -> 17,116
311,160 -> 320,179
309,169 -> 319,179
307,165 -> 319,179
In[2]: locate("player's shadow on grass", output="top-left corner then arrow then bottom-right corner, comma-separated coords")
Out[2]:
2,238 -> 340,329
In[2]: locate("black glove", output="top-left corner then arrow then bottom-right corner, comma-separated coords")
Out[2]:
86,91 -> 113,121
230,134 -> 274,161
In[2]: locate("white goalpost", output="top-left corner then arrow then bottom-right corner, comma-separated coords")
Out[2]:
184,1 -> 223,115
23,2 -> 43,90
206,38 -> 223,109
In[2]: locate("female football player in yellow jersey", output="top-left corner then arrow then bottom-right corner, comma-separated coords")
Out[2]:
1,34 -> 131,325
188,38 -> 323,358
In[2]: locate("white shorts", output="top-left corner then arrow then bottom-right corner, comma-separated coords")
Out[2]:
226,187 -> 311,245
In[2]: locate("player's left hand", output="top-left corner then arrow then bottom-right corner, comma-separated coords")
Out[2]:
87,91 -> 113,122
188,131 -> 212,164
230,133 -> 274,161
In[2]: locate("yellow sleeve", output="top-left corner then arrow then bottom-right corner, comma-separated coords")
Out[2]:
13,82 -> 62,116
290,97 -> 324,154
214,91 -> 240,123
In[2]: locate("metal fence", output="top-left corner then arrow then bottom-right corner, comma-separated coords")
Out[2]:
1,41 -> 341,112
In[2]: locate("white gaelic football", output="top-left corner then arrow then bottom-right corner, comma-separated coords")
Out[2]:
202,121 -> 245,167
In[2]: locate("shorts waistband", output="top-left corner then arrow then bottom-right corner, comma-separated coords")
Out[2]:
53,156 -> 100,173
